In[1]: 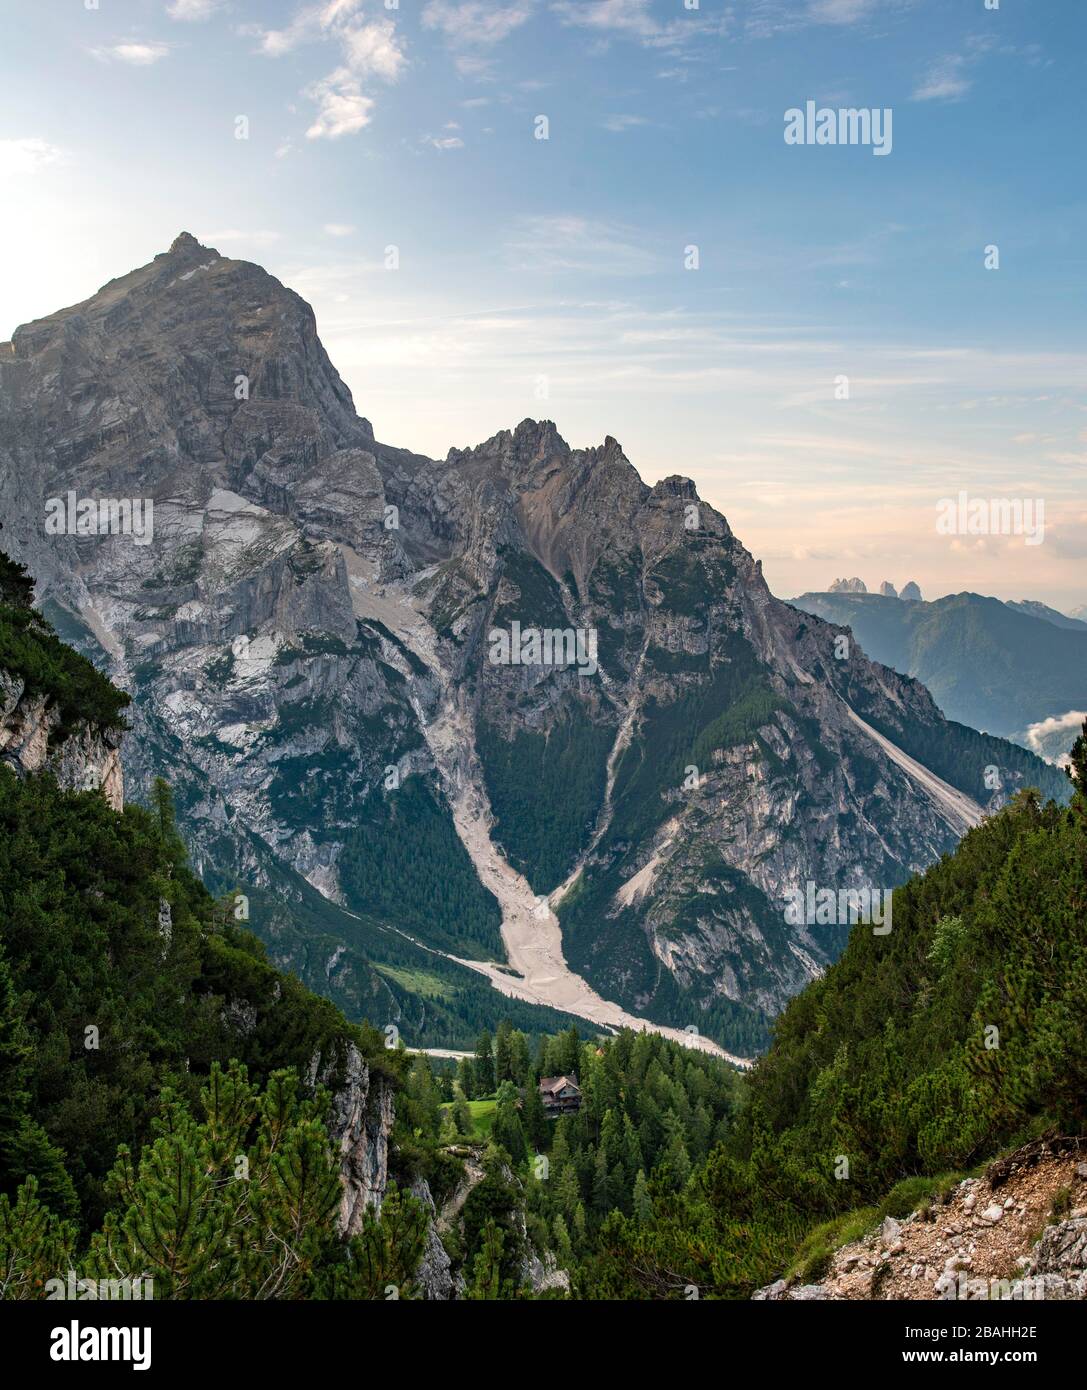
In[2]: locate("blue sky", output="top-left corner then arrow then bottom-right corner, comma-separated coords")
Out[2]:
2,0 -> 1085,607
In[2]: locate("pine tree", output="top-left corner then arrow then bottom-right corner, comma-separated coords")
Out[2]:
85,1063 -> 343,1299
405,1054 -> 442,1137
552,1213 -> 573,1266
591,1146 -> 611,1216
466,1219 -> 512,1300
622,1113 -> 644,1184
0,1176 -> 76,1300
452,1085 -> 474,1137
492,1081 -> 527,1164
327,1185 -> 430,1300
572,1201 -> 587,1248
0,948 -> 78,1220
509,1029 -> 531,1086
474,1031 -> 496,1095
523,1077 -> 549,1151
659,1113 -> 691,1192
632,1169 -> 653,1222
457,1056 -> 477,1101
600,1107 -> 622,1167
1068,718 -> 1087,816
557,1025 -> 581,1080
0,551 -> 35,609
553,1163 -> 581,1222
494,1019 -> 514,1084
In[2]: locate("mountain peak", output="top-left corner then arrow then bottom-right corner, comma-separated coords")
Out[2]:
650,474 -> 700,501
168,230 -> 205,254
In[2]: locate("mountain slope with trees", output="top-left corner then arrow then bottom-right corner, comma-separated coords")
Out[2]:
573,725 -> 1087,1297
789,589 -> 1087,742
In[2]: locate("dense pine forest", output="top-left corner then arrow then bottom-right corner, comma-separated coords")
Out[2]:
1,546 -> 1085,1299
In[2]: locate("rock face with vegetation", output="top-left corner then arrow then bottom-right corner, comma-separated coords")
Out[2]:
574,728 -> 1087,1299
0,554 -> 126,807
0,235 -> 1068,1053
754,1138 -> 1087,1301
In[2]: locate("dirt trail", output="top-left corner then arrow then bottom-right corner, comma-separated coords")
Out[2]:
342,548 -> 747,1065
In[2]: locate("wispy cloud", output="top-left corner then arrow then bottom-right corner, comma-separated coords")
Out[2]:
602,113 -> 649,132
323,223 -> 356,237
1025,709 -> 1087,766
504,214 -> 659,275
912,54 -> 971,102
552,0 -> 726,51
422,1 -> 535,77
304,69 -> 376,138
744,0 -> 912,39
341,19 -> 407,80
166,0 -> 220,20
248,0 -> 365,57
0,137 -> 65,177
90,41 -> 171,66
552,0 -> 657,39
248,3 -> 405,138
807,0 -> 879,23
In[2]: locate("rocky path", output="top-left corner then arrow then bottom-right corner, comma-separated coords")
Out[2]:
756,1138 -> 1087,1301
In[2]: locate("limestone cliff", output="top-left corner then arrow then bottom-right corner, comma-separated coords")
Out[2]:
0,664 -> 124,808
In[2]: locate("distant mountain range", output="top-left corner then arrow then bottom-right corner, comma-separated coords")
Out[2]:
1006,599 -> 1087,632
787,589 -> 1087,748
0,234 -> 1070,1055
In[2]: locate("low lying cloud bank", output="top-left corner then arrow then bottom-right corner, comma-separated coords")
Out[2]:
1024,709 -> 1087,769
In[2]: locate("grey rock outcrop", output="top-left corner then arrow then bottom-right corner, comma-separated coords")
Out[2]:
410,1178 -> 459,1300
828,577 -> 867,593
901,580 -> 922,601
310,1042 -> 395,1236
0,670 -> 123,808
1022,1216 -> 1087,1298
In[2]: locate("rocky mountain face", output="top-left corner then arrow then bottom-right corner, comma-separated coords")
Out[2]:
0,234 -> 1066,1053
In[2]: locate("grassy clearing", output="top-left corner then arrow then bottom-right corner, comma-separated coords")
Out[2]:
373,964 -> 455,999
441,1096 -> 497,1140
